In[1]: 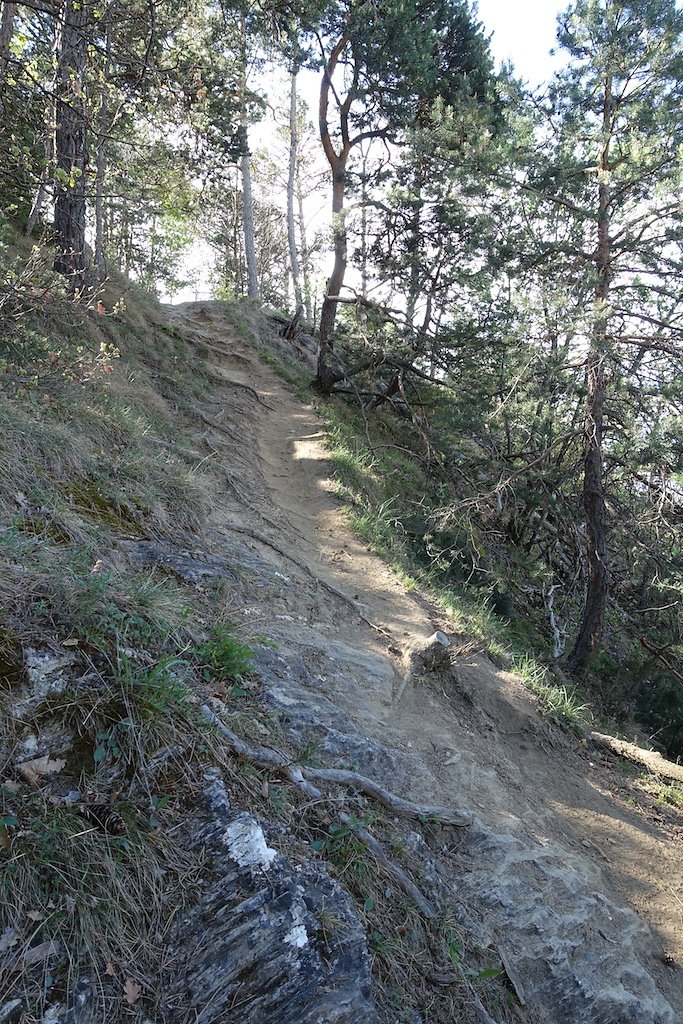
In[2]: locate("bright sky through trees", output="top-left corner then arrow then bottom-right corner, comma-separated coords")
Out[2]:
475,0 -> 566,84
175,1 -> 570,302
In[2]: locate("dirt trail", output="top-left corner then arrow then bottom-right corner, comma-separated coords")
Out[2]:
165,302 -> 683,1019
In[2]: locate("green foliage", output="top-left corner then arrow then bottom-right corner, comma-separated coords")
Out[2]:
195,624 -> 254,682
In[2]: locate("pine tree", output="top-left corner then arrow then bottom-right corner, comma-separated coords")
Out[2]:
310,0 -> 494,392
535,0 -> 683,670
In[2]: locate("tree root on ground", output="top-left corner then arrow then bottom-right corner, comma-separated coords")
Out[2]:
201,370 -> 274,409
226,525 -> 393,636
200,705 -> 473,918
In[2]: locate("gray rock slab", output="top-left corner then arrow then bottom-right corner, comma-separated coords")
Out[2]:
251,642 -> 679,1024
169,775 -> 379,1024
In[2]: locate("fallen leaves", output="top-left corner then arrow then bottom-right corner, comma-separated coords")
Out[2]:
22,940 -> 61,967
122,978 -> 142,1004
16,756 -> 67,787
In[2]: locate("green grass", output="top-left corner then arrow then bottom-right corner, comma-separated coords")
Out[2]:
195,624 -> 254,683
0,262 -> 272,1016
655,782 -> 683,808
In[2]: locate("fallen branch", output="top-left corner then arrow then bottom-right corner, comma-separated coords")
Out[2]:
200,706 -> 474,916
591,731 -> 683,785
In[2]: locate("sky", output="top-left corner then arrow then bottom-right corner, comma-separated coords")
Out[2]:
475,0 -> 567,86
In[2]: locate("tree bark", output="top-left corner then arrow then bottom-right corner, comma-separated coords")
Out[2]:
53,0 -> 89,294
0,0 -> 16,91
316,162 -> 349,390
287,68 -> 303,311
568,74 -> 612,672
239,13 -> 258,300
315,33 -> 352,393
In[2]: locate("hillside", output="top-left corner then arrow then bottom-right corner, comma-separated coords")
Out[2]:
1,292 -> 682,1024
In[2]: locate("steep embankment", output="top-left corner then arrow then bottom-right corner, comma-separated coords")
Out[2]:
2,297 -> 681,1024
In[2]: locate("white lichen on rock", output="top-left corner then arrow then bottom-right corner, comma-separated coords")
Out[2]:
284,924 -> 308,948
223,816 -> 276,871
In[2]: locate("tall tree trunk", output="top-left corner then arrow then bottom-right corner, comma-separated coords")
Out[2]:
0,0 -> 16,92
359,145 -> 370,300
316,158 -> 348,389
287,68 -> 303,311
233,164 -> 243,296
240,133 -> 258,298
405,202 -> 421,328
568,74 -> 612,672
93,16 -> 111,287
239,13 -> 258,299
25,131 -> 54,236
296,150 -> 312,323
315,34 -> 352,393
53,0 -> 88,294
25,8 -> 55,236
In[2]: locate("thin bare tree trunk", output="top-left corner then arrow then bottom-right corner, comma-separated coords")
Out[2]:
240,136 -> 258,298
239,13 -> 258,300
25,133 -> 54,237
296,150 -> 312,323
359,145 -> 370,300
25,7 -> 55,237
53,0 -> 89,293
287,68 -> 303,311
405,202 -> 421,328
568,74 -> 612,672
93,16 -> 112,287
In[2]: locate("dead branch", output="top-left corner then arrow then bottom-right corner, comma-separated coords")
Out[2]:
590,731 -> 683,785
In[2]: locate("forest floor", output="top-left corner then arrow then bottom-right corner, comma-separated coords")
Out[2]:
163,301 -> 683,1012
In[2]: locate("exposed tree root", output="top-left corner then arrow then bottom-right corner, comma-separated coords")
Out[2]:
302,765 -> 472,826
200,705 -> 473,917
192,407 -> 243,443
202,370 -> 274,408
226,525 -> 391,635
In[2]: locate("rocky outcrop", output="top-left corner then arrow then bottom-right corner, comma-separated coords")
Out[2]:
250,642 -> 679,1024
169,775 -> 379,1024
